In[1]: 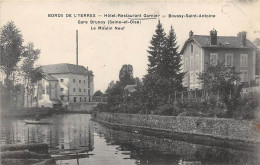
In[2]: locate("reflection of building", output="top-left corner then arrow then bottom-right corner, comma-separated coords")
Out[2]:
33,63 -> 94,108
1,114 -> 94,152
181,29 -> 258,90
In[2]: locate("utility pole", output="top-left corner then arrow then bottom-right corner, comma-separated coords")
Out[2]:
76,30 -> 78,65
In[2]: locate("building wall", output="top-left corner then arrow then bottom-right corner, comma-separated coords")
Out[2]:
203,48 -> 255,81
182,41 -> 203,89
50,73 -> 94,104
35,79 -> 59,108
182,41 -> 256,90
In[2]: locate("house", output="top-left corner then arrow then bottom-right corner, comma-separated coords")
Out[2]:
180,29 -> 258,90
33,63 -> 94,108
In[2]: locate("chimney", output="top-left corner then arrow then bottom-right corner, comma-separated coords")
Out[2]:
189,30 -> 193,38
237,31 -> 247,46
76,30 -> 78,65
210,29 -> 217,45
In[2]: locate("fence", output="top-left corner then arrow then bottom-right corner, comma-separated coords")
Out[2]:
168,88 -> 259,103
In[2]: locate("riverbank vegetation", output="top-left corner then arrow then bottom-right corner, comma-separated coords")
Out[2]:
0,21 -> 42,110
94,21 -> 259,120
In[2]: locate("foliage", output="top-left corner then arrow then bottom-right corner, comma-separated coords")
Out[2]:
143,22 -> 184,110
0,21 -> 23,78
105,64 -> 136,108
147,20 -> 166,75
119,64 -> 135,86
233,93 -> 259,120
21,42 -> 41,107
0,21 -> 24,108
198,62 -> 242,117
94,90 -> 103,96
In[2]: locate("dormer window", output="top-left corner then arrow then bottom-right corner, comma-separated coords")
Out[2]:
191,44 -> 193,53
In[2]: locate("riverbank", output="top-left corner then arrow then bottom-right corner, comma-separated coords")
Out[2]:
92,112 -> 260,150
0,107 -> 56,118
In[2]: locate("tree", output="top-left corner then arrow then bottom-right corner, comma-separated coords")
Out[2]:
21,42 -> 41,107
143,22 -> 184,111
147,20 -> 166,75
94,90 -> 103,96
106,64 -> 135,109
119,64 -> 135,86
0,21 -> 24,108
198,63 -> 242,117
163,26 -> 184,91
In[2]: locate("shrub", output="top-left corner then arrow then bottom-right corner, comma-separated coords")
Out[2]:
156,101 -> 182,116
233,93 -> 259,120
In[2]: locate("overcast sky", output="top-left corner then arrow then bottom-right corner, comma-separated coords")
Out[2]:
1,1 -> 259,92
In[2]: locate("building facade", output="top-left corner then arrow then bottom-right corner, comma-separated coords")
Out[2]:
180,29 -> 258,90
34,63 -> 94,108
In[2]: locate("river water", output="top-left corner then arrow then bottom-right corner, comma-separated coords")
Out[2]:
1,114 -> 259,165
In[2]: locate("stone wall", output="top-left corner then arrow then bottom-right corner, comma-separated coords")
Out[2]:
68,102 -> 97,112
95,112 -> 260,142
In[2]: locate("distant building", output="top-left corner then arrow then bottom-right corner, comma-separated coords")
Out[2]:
180,29 -> 258,90
33,63 -> 94,108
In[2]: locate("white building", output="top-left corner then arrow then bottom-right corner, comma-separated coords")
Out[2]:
33,63 -> 94,108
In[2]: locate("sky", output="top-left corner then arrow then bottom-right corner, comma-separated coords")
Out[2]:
1,0 -> 260,92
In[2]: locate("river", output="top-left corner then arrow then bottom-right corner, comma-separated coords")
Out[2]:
1,114 -> 259,165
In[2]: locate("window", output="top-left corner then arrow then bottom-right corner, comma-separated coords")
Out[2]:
61,88 -> 64,92
190,71 -> 194,84
225,54 -> 233,67
191,44 -> 193,53
74,97 -> 77,102
73,79 -> 76,83
185,58 -> 189,69
195,54 -> 199,67
79,88 -> 81,92
195,70 -> 200,84
84,97 -> 87,102
80,97 -> 82,102
240,70 -> 248,82
190,56 -> 194,68
240,54 -> 248,67
73,88 -> 75,92
79,80 -> 81,84
60,79 -> 64,82
42,89 -> 45,94
210,53 -> 218,65
88,89 -> 91,95
84,89 -> 86,92
84,80 -> 86,84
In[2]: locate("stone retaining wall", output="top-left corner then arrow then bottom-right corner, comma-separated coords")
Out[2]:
94,112 -> 260,142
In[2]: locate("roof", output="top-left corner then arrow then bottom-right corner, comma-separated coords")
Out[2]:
124,84 -> 137,93
50,99 -> 62,104
41,63 -> 93,76
41,72 -> 58,81
180,35 -> 258,54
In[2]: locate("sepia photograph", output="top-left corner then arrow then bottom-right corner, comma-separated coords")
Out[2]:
0,0 -> 260,164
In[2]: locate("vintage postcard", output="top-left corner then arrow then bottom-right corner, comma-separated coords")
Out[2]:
0,0 -> 260,164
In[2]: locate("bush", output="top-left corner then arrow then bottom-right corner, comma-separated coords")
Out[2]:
156,101 -> 182,116
233,93 -> 259,120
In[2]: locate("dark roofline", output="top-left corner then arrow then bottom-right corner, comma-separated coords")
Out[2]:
41,63 -> 93,76
180,35 -> 256,54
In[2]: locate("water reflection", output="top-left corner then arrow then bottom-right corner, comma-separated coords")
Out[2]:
1,114 -> 259,165
1,114 -> 94,151
93,121 -> 260,165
